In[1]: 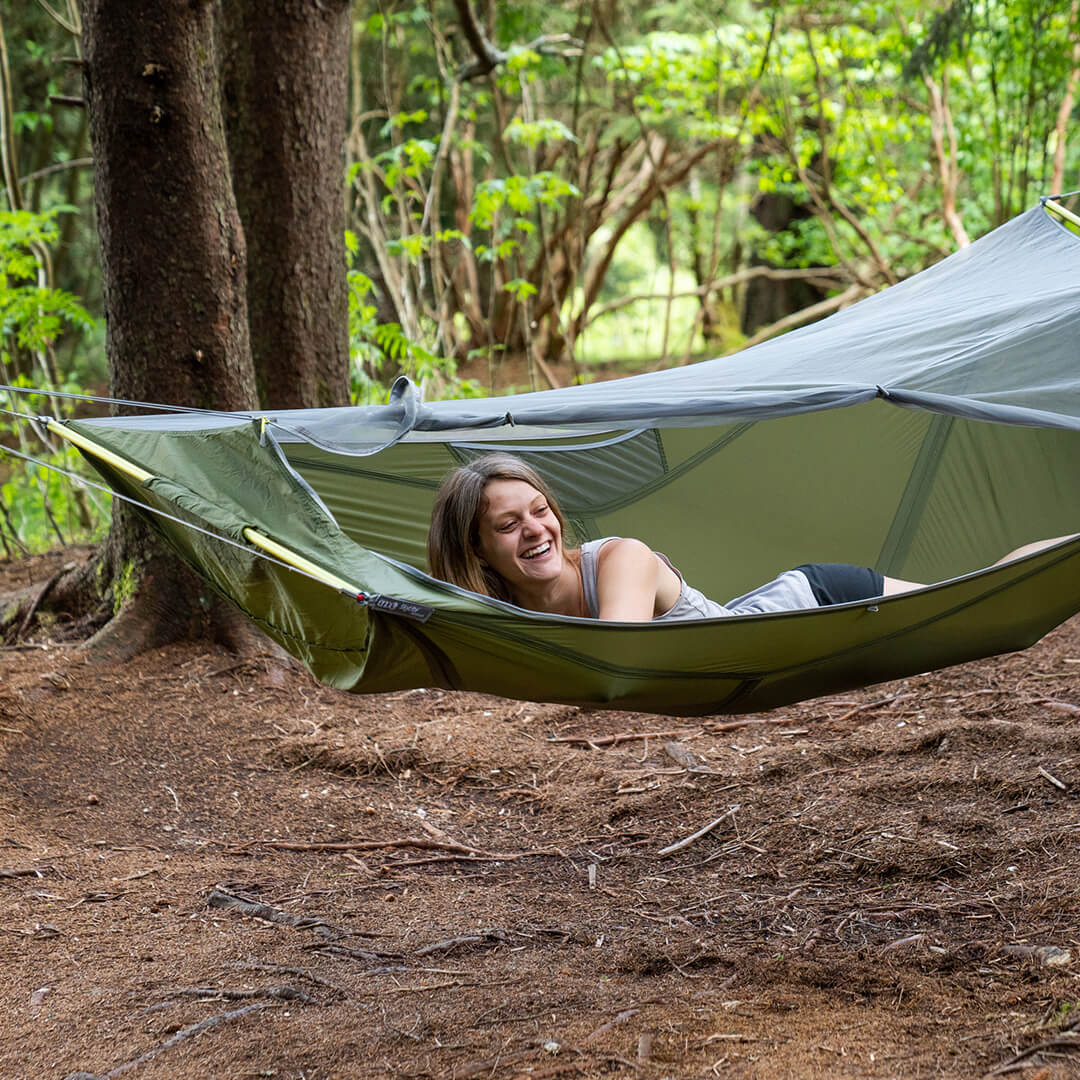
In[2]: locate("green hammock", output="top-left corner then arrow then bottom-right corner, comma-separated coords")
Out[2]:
53,201 -> 1080,715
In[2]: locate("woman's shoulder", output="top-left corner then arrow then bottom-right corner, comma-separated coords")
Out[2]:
591,536 -> 653,564
594,537 -> 664,579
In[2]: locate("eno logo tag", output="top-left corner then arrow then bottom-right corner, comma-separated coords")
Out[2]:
368,594 -> 434,623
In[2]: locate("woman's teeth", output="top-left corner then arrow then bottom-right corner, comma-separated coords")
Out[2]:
522,542 -> 551,559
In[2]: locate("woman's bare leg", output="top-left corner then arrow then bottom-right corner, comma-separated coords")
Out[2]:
881,535 -> 1079,597
882,576 -> 924,596
991,534 -> 1080,566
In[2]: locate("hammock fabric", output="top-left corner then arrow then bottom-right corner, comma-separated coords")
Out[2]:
58,203 -> 1080,715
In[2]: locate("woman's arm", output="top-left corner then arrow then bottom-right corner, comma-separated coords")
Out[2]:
594,538 -> 669,621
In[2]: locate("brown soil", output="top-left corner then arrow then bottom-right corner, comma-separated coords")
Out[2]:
4,549 -> 1080,1080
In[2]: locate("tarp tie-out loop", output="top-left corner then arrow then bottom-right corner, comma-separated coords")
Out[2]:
268,376 -> 423,458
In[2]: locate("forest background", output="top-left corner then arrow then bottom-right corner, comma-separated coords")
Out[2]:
0,0 -> 1078,600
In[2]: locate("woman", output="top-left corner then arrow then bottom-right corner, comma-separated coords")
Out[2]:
427,453 -> 1068,621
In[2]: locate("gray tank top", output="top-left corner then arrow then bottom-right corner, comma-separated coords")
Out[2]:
578,538 -> 818,620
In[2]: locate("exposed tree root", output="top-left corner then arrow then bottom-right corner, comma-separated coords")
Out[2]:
2,529 -> 297,672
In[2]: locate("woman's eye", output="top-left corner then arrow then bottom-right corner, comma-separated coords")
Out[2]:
498,521 -> 516,532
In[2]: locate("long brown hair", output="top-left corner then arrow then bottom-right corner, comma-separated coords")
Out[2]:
428,453 -> 571,602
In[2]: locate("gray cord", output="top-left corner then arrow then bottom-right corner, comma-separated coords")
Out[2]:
0,442 -> 362,599
0,381 -> 249,418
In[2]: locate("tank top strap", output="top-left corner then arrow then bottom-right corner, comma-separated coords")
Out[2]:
578,537 -> 618,619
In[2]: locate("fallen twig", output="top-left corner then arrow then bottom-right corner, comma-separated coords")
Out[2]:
987,1033 -> 1080,1074
414,929 -> 508,956
67,1002 -> 268,1079
584,1007 -> 640,1043
707,716 -> 808,732
548,729 -> 695,747
307,941 -> 403,963
381,848 -> 559,869
1029,697 -> 1080,716
169,985 -> 315,1005
0,867 -> 49,879
1038,766 -> 1068,790
208,888 -> 343,939
829,692 -> 916,723
658,807 -> 739,856
227,836 -> 557,864
229,836 -> 490,856
232,962 -> 351,997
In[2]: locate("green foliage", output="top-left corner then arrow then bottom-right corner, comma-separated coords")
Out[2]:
345,237 -> 481,404
0,208 -> 107,556
0,209 -> 95,352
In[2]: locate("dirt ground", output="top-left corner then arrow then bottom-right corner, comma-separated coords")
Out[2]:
3,550 -> 1080,1080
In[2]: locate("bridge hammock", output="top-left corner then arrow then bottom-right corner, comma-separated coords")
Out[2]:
47,200 -> 1080,715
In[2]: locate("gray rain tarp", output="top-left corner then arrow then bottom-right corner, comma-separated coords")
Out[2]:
67,203 -> 1080,714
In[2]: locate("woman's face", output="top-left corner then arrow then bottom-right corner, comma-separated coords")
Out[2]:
474,478 -> 564,593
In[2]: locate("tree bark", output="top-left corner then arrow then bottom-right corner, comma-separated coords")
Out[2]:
221,0 -> 351,410
68,0 -> 260,660
83,0 -> 257,413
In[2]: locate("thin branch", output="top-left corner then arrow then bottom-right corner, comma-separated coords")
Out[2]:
584,266 -> 848,325
18,156 -> 92,186
33,0 -> 79,37
0,15 -> 23,210
1052,1 -> 1080,195
736,282 -> 864,350
923,69 -> 970,248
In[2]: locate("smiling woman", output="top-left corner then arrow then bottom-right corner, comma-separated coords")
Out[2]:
427,453 -> 936,622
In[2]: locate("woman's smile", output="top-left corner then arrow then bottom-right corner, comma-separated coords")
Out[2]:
475,478 -> 565,590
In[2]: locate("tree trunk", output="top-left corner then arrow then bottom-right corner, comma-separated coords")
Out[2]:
83,0 -> 257,413
220,0 -> 351,410
740,190 -> 827,337
65,0 -> 261,660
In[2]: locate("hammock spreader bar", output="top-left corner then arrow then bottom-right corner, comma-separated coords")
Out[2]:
43,417 -> 366,600
1043,197 -> 1080,229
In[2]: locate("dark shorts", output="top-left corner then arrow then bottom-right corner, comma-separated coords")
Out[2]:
793,563 -> 885,607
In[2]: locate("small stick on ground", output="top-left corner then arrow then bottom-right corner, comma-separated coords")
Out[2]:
658,807 -> 739,856
226,837 -> 557,863
987,1034 -> 1080,1075
209,888 -> 397,955
208,888 -> 344,940
308,942 -> 405,964
229,837 -> 491,857
232,962 -> 351,996
548,729 -> 696,747
169,985 -> 316,1005
380,849 -> 560,869
707,716 -> 810,733
1027,696 -> 1080,716
584,1007 -> 640,1043
414,929 -> 508,956
825,692 -> 917,724
67,1002 -> 268,1079
1037,766 -> 1068,790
